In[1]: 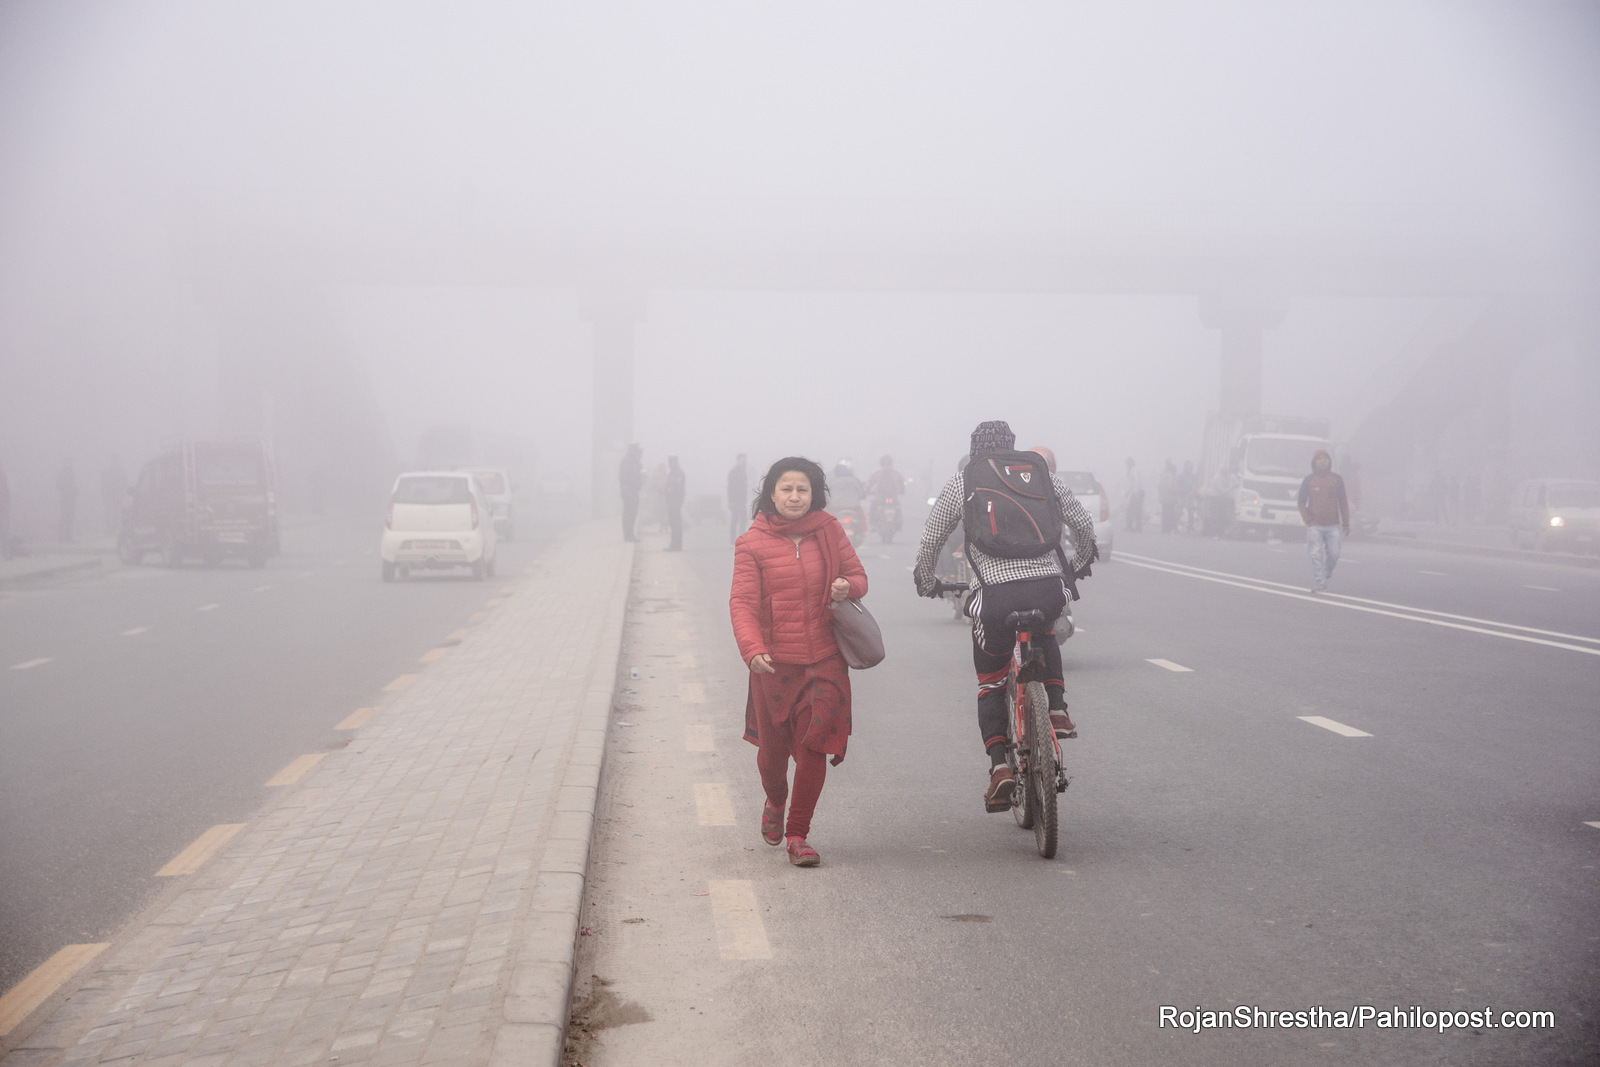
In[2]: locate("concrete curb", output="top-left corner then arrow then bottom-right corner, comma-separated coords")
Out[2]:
0,558 -> 101,587
1372,533 -> 1600,569
490,539 -> 636,1067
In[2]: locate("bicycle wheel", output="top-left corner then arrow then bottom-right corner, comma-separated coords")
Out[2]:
1024,681 -> 1058,858
1008,680 -> 1033,829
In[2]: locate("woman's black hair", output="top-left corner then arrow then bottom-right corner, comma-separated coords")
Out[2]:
752,456 -> 829,519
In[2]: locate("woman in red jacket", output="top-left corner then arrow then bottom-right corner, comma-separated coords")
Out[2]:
730,457 -> 868,867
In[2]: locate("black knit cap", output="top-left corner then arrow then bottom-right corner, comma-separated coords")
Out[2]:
970,420 -> 1015,455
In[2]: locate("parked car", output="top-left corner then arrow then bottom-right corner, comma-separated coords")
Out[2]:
1058,470 -> 1112,562
463,467 -> 517,540
1510,479 -> 1600,553
118,440 -> 278,567
381,471 -> 498,581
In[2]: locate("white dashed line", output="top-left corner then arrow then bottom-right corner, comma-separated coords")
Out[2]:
1585,822 -> 1600,830
196,603 -> 220,612
1298,715 -> 1372,737
10,658 -> 51,671
1418,570 -> 1447,577
685,724 -> 715,752
1146,658 -> 1193,672
297,571 -> 314,577
253,584 -> 273,592
693,783 -> 735,826
1523,585 -> 1559,592
120,627 -> 148,636
707,880 -> 772,960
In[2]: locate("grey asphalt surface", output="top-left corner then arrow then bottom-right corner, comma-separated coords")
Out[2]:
0,515 -> 541,999
579,523 -> 1600,1066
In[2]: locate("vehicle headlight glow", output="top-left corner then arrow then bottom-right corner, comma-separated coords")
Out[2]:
1549,516 -> 1564,527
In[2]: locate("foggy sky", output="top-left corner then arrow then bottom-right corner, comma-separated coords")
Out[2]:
2,1 -> 1597,517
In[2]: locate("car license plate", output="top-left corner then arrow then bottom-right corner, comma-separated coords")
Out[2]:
413,540 -> 453,549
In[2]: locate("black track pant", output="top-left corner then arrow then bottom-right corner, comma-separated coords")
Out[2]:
970,576 -> 1067,757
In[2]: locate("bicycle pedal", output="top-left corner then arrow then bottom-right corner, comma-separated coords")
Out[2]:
984,798 -> 1014,813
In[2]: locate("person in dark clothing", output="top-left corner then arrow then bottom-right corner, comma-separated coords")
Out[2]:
727,453 -> 748,544
665,455 -> 686,551
619,444 -> 644,542
56,458 -> 78,543
1297,449 -> 1350,593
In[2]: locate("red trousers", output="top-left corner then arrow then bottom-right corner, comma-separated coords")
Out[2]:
757,740 -> 827,840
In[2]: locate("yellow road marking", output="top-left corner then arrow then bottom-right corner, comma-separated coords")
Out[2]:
336,707 -> 378,730
419,647 -> 446,663
680,682 -> 706,704
484,598 -> 502,607
680,651 -> 698,669
266,753 -> 327,786
442,628 -> 468,645
0,943 -> 109,1035
693,783 -> 735,826
157,824 -> 245,876
384,674 -> 417,691
499,586 -> 515,595
707,880 -> 772,960
685,724 -> 715,752
468,612 -> 487,623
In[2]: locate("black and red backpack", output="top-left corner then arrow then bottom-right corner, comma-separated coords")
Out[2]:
961,450 -> 1065,564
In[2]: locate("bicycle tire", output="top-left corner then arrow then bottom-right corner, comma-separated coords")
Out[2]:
1025,681 -> 1058,858
1007,680 -> 1033,828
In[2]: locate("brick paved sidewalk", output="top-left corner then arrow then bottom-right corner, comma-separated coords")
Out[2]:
1,524 -> 633,1067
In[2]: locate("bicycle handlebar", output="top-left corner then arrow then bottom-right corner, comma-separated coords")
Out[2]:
931,580 -> 969,597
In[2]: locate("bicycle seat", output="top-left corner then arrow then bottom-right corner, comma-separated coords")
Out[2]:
1005,609 -> 1049,633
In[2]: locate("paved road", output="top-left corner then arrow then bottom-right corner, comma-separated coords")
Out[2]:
0,516 -> 541,998
572,525 -> 1600,1066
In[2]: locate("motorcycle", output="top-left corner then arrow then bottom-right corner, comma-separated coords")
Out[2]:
934,538 -> 972,620
869,495 -> 902,543
832,505 -> 868,547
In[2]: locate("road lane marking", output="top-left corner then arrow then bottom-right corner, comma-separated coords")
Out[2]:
337,707 -> 379,730
1585,822 -> 1600,830
707,880 -> 772,960
253,584 -> 273,592
266,753 -> 327,786
694,783 -> 735,826
680,651 -> 698,668
1298,715 -> 1372,738
499,586 -> 514,595
468,612 -> 487,623
10,658 -> 51,670
681,682 -> 706,704
196,603 -> 220,612
1117,552 -> 1600,656
1419,570 -> 1447,577
157,824 -> 245,876
685,724 -> 715,752
441,628 -> 468,646
419,648 -> 446,663
0,943 -> 110,1036
1146,659 -> 1193,672
297,570 -> 313,577
384,674 -> 418,691
1523,585 -> 1560,592
485,598 -> 502,607
120,626 -> 148,636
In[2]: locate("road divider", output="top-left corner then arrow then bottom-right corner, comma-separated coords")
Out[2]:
1298,715 -> 1372,738
336,706 -> 379,730
156,824 -> 245,876
0,943 -> 109,1036
707,880 -> 772,960
266,753 -> 327,786
1118,552 -> 1600,658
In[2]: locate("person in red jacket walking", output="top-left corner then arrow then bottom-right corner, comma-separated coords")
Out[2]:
730,457 -> 868,867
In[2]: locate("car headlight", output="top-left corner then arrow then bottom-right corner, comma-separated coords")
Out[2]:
1549,516 -> 1564,527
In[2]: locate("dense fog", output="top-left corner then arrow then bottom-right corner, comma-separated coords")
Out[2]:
2,1 -> 1597,538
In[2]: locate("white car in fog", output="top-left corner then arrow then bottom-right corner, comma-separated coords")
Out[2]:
380,471 -> 497,582
1058,470 -> 1113,561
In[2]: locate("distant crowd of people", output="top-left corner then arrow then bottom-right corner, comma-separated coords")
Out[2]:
0,455 -> 128,558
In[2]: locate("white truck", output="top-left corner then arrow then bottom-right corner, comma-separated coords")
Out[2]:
1197,415 -> 1332,537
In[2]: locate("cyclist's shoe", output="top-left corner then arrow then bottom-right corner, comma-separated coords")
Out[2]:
984,765 -> 1017,812
761,801 -> 784,846
1051,710 -> 1077,739
786,837 -> 820,867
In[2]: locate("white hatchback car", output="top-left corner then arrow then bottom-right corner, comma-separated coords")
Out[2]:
1058,470 -> 1113,561
381,471 -> 498,581
463,467 -> 517,540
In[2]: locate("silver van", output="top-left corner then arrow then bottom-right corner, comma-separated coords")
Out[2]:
1509,479 -> 1600,553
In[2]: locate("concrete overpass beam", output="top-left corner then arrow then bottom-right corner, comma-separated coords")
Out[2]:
581,291 -> 646,518
1199,291 -> 1288,417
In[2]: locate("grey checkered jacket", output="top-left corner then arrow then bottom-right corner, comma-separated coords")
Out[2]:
914,470 -> 1098,592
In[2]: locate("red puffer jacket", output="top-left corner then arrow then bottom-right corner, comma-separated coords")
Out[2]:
730,512 -> 868,666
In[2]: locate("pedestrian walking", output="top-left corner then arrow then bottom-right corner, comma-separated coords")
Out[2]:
730,457 -> 868,868
664,455 -> 686,551
727,453 -> 748,544
1122,456 -> 1144,532
619,444 -> 643,542
100,456 -> 127,535
56,458 -> 78,543
1298,449 -> 1351,593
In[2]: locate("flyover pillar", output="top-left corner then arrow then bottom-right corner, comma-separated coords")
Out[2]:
581,291 -> 646,518
1198,291 -> 1288,417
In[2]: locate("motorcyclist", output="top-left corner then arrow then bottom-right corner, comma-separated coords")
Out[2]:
913,421 -> 1097,812
866,455 -> 904,541
830,460 -> 866,509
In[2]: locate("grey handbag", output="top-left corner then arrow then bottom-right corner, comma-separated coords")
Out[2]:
830,598 -> 885,669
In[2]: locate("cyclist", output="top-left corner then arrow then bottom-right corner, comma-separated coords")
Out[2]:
913,421 -> 1097,811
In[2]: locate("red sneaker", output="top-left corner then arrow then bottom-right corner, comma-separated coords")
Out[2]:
761,801 -> 784,846
786,837 -> 820,867
984,765 -> 1017,812
1050,710 -> 1077,739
